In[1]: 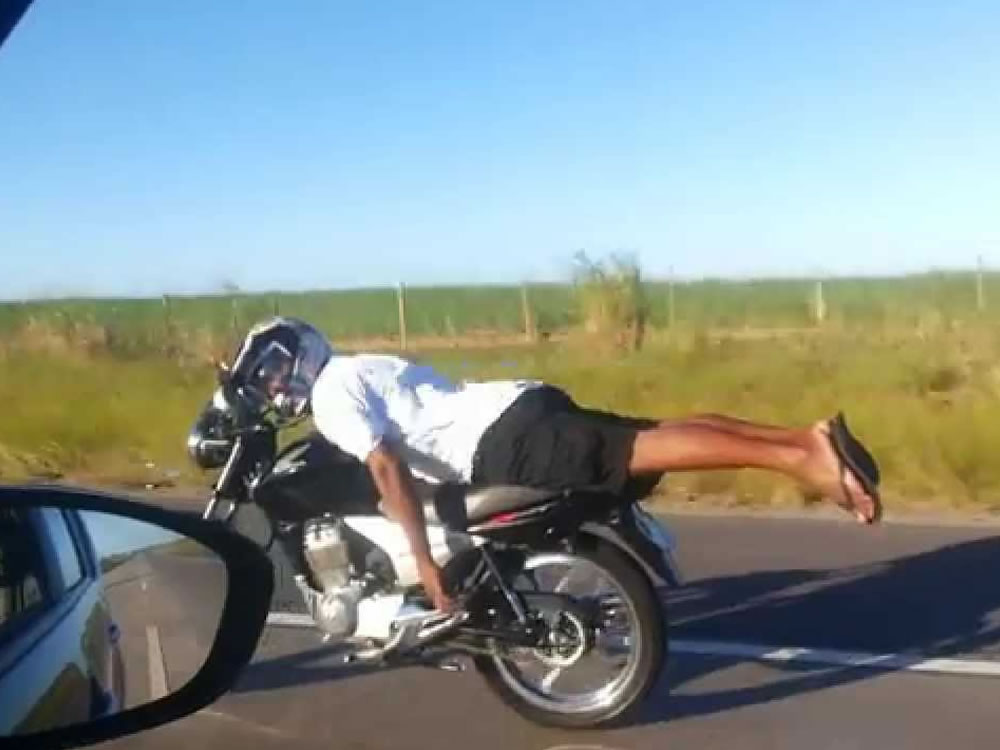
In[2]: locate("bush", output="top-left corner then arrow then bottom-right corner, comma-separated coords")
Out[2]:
571,251 -> 648,351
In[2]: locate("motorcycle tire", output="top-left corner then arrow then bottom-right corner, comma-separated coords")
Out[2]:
474,539 -> 667,729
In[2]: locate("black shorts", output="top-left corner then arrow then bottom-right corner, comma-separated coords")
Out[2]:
471,385 -> 662,499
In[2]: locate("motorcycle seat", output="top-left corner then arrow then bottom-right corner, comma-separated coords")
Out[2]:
379,484 -> 561,530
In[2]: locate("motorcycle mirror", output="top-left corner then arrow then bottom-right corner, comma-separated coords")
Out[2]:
0,486 -> 272,749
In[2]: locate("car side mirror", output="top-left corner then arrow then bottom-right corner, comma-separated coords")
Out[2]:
0,486 -> 273,749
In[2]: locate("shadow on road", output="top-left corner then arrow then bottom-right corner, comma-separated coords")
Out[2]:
232,642 -> 375,694
231,534 -> 1000,727
631,534 -> 1000,727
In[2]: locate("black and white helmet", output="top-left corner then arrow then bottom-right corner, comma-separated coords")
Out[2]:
228,317 -> 334,421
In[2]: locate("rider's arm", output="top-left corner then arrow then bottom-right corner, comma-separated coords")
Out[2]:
311,364 -> 452,609
365,442 -> 435,567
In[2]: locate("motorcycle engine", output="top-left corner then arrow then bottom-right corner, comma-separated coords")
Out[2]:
303,516 -> 353,589
298,517 -> 364,640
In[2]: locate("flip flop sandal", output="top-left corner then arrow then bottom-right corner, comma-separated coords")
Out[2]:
827,411 -> 882,523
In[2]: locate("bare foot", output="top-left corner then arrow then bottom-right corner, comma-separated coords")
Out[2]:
797,421 -> 879,524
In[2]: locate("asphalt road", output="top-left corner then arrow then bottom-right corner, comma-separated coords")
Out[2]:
97,502 -> 1000,750
103,545 -> 228,708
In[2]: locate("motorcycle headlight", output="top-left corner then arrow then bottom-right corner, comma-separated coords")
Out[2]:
187,399 -> 236,470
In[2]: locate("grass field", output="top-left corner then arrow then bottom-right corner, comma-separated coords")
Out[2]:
3,271 -> 999,354
2,272 -> 1000,515
2,320 -> 1000,514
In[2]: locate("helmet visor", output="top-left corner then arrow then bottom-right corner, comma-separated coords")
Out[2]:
246,341 -> 296,402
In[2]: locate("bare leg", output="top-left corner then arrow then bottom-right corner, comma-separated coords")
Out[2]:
657,413 -> 806,444
629,419 -> 879,523
629,423 -> 809,474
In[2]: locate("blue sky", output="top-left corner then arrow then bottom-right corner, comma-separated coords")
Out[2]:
0,1 -> 997,299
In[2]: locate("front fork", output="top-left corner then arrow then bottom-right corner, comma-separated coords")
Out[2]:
202,490 -> 242,524
204,490 -> 311,590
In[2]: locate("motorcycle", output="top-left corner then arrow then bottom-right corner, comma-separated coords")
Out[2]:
187,364 -> 683,728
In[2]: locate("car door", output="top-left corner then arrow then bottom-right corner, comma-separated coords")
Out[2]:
0,507 -> 111,735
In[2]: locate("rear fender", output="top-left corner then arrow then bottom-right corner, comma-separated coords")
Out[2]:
579,509 -> 683,588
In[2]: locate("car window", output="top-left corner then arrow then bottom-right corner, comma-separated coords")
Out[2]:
0,508 -> 47,635
35,509 -> 84,593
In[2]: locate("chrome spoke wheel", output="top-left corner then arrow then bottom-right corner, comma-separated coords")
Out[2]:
490,552 -> 641,715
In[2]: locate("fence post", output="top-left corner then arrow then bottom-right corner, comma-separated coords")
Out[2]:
397,283 -> 408,350
977,256 -> 986,313
272,296 -> 280,317
668,267 -> 676,329
230,297 -> 239,339
521,283 -> 536,343
161,294 -> 172,335
161,294 -> 173,351
812,280 -> 827,325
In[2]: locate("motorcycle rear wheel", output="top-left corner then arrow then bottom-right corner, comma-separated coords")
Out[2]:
474,540 -> 666,728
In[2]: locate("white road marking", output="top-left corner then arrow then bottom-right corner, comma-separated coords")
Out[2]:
146,625 -> 169,699
672,638 -> 1000,677
263,611 -> 1000,678
199,709 -> 299,739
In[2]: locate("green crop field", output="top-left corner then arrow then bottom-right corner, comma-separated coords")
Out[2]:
2,272 -> 999,355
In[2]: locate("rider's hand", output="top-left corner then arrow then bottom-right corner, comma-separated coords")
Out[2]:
417,559 -> 455,613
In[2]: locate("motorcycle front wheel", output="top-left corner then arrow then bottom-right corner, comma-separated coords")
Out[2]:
474,540 -> 666,728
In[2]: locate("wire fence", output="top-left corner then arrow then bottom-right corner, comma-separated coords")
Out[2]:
1,270 -> 999,355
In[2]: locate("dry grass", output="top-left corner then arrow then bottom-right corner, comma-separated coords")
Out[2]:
4,311 -> 1000,515
421,325 -> 1000,513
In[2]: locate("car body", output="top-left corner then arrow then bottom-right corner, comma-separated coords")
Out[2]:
0,505 -> 124,736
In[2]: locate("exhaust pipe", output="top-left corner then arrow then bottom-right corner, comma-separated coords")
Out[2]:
344,610 -> 469,664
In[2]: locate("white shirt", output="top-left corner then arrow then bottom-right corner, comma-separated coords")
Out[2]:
310,354 -> 540,484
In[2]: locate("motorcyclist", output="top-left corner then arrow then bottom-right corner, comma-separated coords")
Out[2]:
230,317 -> 882,612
